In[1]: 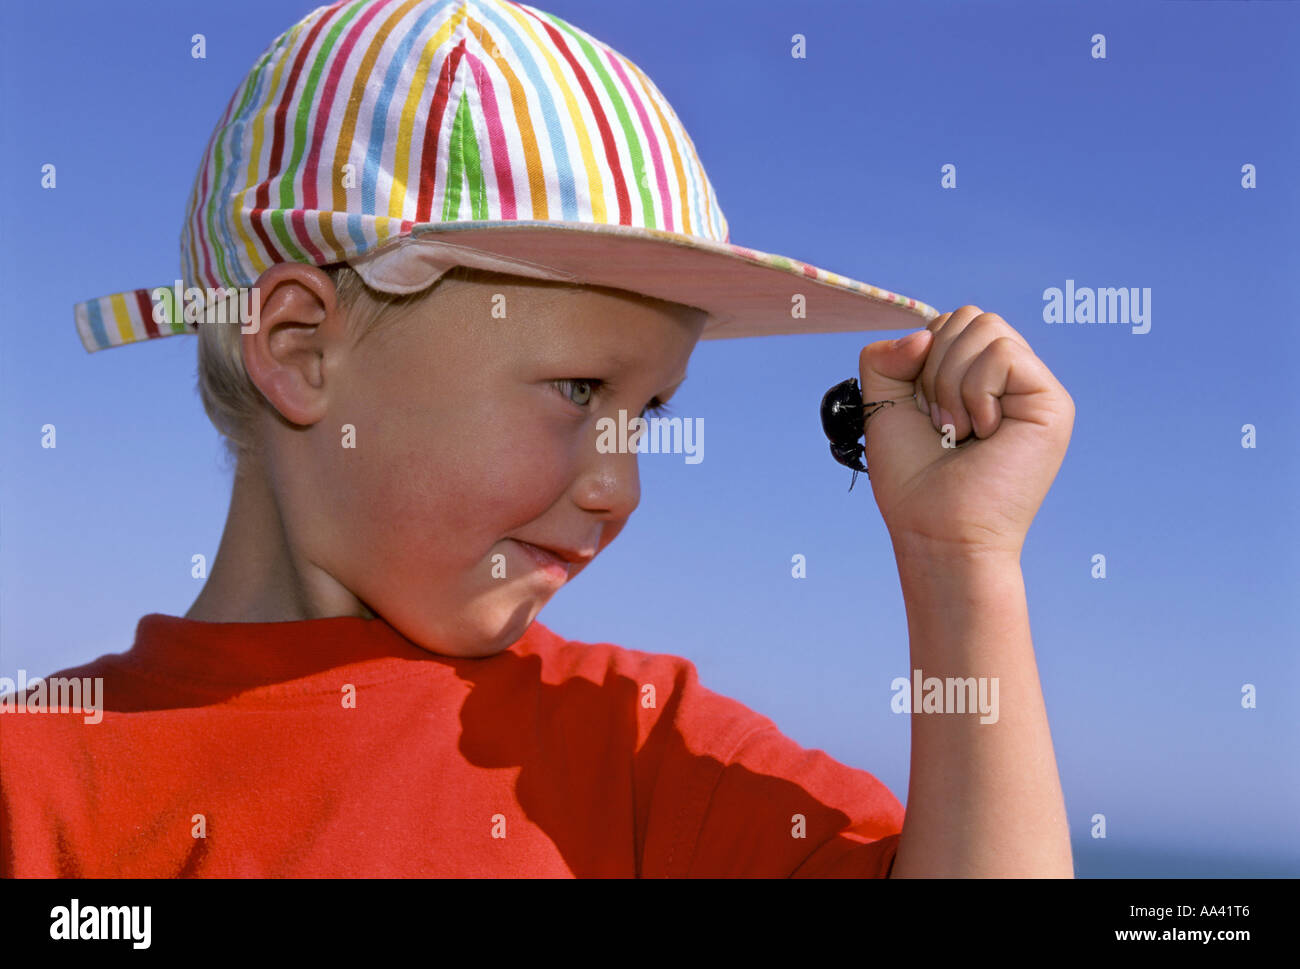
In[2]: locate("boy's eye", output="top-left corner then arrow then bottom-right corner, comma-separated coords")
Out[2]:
552,378 -> 673,419
554,378 -> 599,407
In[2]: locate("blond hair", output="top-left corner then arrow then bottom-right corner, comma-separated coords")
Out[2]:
195,263 -> 472,465
196,263 -> 705,465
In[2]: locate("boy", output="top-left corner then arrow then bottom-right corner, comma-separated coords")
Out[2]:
0,0 -> 1074,876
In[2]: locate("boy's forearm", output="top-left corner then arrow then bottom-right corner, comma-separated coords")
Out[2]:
886,543 -> 1073,878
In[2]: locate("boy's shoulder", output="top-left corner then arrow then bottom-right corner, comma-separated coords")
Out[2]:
520,620 -> 701,683
520,620 -> 735,703
518,621 -> 784,752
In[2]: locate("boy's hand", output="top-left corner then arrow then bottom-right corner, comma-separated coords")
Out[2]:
857,306 -> 1074,561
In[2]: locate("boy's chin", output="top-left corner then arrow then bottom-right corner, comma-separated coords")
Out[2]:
399,596 -> 544,659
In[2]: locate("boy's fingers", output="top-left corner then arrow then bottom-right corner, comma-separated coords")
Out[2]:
917,306 -> 982,417
917,312 -> 952,412
858,328 -> 934,404
960,337 -> 1062,437
919,308 -> 1033,421
929,317 -> 1016,440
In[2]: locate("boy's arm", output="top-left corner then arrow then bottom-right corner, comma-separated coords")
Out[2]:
855,306 -> 1077,878
887,544 -> 1072,877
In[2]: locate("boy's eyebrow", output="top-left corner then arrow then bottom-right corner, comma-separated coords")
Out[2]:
602,350 -> 689,389
603,348 -> 691,382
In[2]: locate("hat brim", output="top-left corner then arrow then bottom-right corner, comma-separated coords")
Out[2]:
352,220 -> 939,340
71,220 -> 939,354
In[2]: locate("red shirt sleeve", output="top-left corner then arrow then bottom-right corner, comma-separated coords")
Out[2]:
632,653 -> 905,877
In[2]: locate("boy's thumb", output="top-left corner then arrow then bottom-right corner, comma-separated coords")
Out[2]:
858,328 -> 933,401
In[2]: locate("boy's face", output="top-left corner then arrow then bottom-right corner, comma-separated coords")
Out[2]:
272,270 -> 707,658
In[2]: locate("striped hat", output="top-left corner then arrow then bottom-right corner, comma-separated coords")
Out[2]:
74,0 -> 938,354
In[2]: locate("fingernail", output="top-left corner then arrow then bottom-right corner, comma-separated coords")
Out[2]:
939,407 -> 955,430
892,330 -> 925,350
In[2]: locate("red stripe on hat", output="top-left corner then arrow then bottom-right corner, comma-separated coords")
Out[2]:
604,53 -> 672,232
415,37 -> 467,224
289,209 -> 326,265
135,288 -> 160,338
246,208 -> 285,268
193,127 -> 217,288
522,7 -> 631,225
257,4 -> 335,267
302,0 -> 393,217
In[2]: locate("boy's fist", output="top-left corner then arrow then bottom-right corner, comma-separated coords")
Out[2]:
857,306 -> 1075,562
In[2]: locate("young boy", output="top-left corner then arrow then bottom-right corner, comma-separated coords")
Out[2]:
0,0 -> 1075,877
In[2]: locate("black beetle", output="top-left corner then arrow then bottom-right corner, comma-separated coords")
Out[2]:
820,377 -> 901,492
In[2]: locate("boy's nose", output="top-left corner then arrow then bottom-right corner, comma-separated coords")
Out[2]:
572,442 -> 641,522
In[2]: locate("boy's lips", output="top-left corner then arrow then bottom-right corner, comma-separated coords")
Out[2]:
509,540 -> 595,582
514,540 -> 595,565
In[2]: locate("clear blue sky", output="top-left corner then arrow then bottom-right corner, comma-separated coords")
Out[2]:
2,0 -> 1296,876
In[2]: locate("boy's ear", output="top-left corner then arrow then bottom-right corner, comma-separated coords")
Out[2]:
241,263 -> 347,428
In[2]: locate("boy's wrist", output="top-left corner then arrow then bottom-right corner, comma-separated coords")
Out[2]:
890,538 -> 1030,662
890,533 -> 1023,582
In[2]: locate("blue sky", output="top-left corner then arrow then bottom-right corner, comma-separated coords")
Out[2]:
2,0 -> 1297,876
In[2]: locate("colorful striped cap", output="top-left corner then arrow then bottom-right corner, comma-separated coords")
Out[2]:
73,0 -> 938,354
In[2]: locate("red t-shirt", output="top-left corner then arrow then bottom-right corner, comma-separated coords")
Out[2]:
0,614 -> 903,877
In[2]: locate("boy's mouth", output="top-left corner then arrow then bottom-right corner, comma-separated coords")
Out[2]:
510,540 -> 578,583
513,539 -> 596,566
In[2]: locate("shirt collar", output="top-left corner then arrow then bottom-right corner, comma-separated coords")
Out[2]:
120,613 -> 544,693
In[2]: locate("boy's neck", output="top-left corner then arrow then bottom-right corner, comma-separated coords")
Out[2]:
184,454 -> 372,623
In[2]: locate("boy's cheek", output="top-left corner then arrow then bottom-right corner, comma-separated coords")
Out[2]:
310,393 -> 574,550
357,431 -> 564,542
